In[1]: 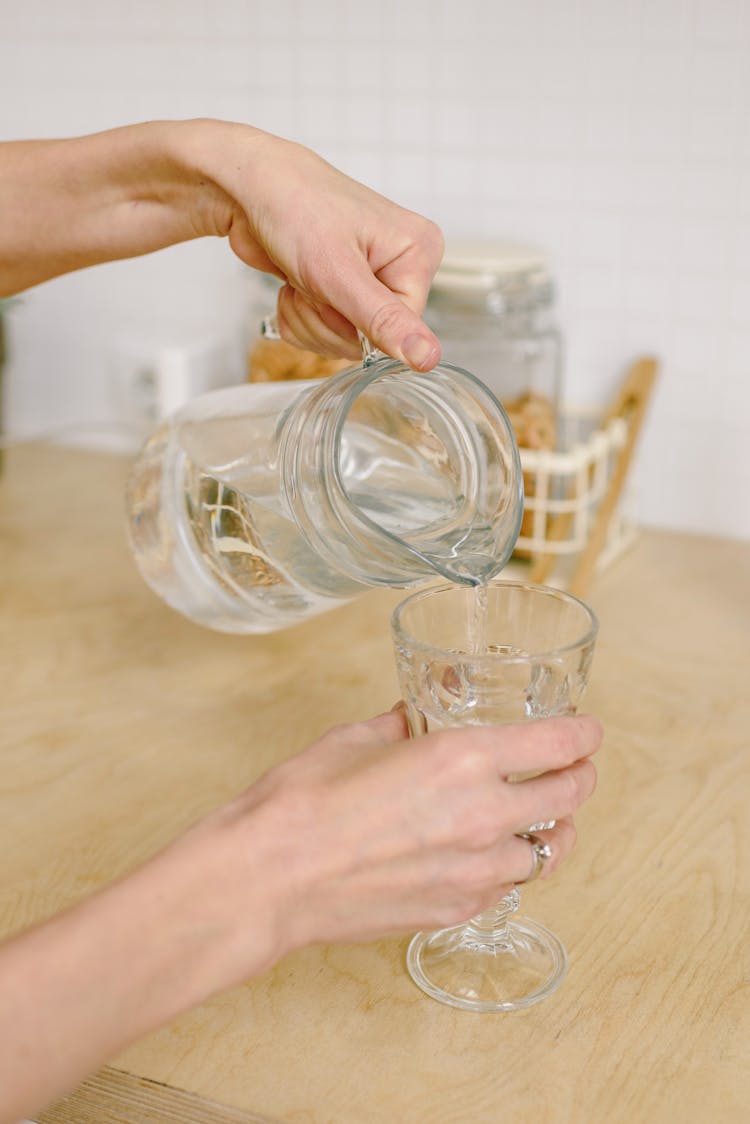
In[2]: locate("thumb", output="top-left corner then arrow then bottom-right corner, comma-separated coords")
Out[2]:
359,704 -> 410,745
323,259 -> 441,372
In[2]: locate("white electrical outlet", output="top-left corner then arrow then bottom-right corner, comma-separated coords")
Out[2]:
112,334 -> 242,436
112,340 -> 161,433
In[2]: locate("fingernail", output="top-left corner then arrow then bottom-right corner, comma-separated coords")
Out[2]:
402,333 -> 439,371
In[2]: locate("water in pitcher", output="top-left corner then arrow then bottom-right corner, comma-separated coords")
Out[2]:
137,412 -> 501,632
180,453 -> 351,625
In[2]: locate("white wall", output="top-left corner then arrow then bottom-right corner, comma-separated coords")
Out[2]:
2,0 -> 749,540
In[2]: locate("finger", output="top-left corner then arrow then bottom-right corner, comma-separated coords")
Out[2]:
279,284 -> 361,356
311,300 -> 362,350
395,817 -> 578,929
509,816 -> 576,882
277,285 -> 361,359
507,759 -> 597,833
311,708 -> 410,770
491,714 -> 603,775
227,220 -> 288,280
358,706 -> 410,745
276,285 -> 344,357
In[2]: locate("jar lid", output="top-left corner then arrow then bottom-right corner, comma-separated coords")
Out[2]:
431,240 -> 554,303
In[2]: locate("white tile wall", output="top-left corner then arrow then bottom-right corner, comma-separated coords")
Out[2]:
1,0 -> 749,540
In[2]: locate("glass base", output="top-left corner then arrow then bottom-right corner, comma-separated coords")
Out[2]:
407,915 -> 567,1013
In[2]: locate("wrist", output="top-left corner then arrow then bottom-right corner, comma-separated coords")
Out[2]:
167,118 -> 274,233
0,804 -> 295,1112
111,118 -> 239,243
179,783 -> 338,977
122,802 -> 295,1013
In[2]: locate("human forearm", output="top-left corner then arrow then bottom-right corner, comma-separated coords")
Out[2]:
0,117 -> 443,365
0,806 -> 287,1122
0,119 -> 246,297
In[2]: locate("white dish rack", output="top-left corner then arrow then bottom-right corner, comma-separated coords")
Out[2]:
504,356 -> 658,596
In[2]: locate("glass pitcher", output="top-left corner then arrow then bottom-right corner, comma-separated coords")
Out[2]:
126,345 -> 523,634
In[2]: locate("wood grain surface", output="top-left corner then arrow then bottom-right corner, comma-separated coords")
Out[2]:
1,445 -> 748,1124
39,1066 -> 281,1124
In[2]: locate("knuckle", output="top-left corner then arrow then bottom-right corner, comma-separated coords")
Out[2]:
585,714 -> 604,749
559,766 -> 585,810
558,822 -> 577,867
560,817 -> 578,853
455,746 -> 489,785
553,759 -> 597,815
463,795 -> 503,851
553,714 -> 601,764
586,759 -> 598,797
549,717 -> 581,765
425,733 -> 468,781
569,759 -> 596,806
413,217 -> 445,266
324,720 -> 355,743
425,218 -> 445,255
336,719 -> 381,748
325,718 -> 383,747
445,735 -> 494,785
367,300 -> 412,342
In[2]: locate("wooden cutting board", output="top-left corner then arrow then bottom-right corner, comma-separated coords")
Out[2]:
38,1066 -> 282,1124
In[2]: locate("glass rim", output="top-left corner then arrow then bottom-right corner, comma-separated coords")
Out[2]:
390,579 -> 599,662
330,358 -> 524,585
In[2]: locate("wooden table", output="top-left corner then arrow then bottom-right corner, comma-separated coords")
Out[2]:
1,446 -> 748,1124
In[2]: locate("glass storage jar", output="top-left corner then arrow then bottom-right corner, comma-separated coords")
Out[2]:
425,241 -> 562,426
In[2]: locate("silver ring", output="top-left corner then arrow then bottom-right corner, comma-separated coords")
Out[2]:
514,831 -> 553,885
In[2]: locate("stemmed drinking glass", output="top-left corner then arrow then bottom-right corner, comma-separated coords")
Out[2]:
391,580 -> 598,1013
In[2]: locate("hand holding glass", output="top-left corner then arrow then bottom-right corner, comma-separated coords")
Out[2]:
391,580 -> 598,1012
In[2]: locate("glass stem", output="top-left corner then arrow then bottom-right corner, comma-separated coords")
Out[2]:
466,888 -> 521,943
